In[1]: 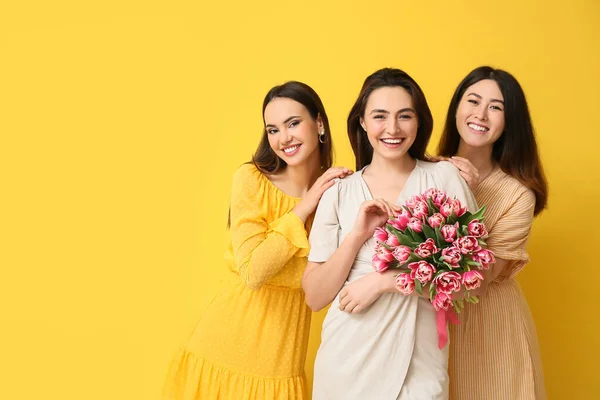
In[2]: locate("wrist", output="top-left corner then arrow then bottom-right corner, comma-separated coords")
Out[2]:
379,271 -> 398,293
291,205 -> 309,223
346,230 -> 368,247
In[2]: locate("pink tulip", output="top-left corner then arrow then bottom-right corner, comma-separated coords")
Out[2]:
392,245 -> 412,263
395,273 -> 415,295
441,223 -> 459,243
409,260 -> 437,284
467,220 -> 488,238
433,271 -> 462,295
455,236 -> 481,255
441,246 -> 462,267
374,227 -> 389,242
472,249 -> 496,270
414,238 -> 440,258
408,217 -> 423,233
372,253 -> 390,272
462,270 -> 484,290
432,292 -> 453,311
428,213 -> 445,228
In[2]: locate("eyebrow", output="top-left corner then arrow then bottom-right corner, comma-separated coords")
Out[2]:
467,92 -> 504,104
265,115 -> 301,128
369,108 -> 415,115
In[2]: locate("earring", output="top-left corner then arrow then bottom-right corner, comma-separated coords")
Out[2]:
318,130 -> 326,144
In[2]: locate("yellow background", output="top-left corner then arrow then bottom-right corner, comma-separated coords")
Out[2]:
1,1 -> 598,399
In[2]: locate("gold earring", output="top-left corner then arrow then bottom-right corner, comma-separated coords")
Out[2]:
318,130 -> 326,144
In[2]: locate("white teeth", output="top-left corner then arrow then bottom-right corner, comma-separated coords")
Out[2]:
382,138 -> 402,144
468,123 -> 488,132
283,145 -> 299,154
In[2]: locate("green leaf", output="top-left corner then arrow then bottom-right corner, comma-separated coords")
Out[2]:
414,279 -> 423,295
463,205 -> 486,225
427,197 -> 440,214
422,224 -> 436,240
466,260 -> 482,267
460,226 -> 469,236
381,242 -> 393,251
406,254 -> 421,263
435,227 -> 447,246
407,228 -> 424,243
396,231 -> 417,248
446,209 -> 457,225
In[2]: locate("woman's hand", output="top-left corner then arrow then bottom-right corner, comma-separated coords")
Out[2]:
448,156 -> 480,191
293,166 -> 353,222
351,199 -> 401,242
338,272 -> 385,314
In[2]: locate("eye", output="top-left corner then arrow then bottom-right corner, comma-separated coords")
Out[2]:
267,128 -> 278,135
373,114 -> 385,120
289,120 -> 300,128
490,105 -> 504,111
467,99 -> 478,105
399,114 -> 413,120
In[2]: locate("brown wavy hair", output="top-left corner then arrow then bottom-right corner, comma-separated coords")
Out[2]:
347,68 -> 433,170
437,66 -> 548,215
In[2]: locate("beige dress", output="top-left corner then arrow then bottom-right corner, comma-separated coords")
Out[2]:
449,167 -> 546,400
308,160 -> 477,400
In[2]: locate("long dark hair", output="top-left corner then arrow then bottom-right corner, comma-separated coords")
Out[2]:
252,81 -> 333,174
437,66 -> 548,215
347,68 -> 433,170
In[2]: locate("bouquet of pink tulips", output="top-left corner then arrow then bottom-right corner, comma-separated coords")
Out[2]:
372,188 -> 495,348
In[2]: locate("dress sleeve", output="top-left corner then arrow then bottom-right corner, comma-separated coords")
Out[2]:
229,165 -> 309,290
487,188 -> 535,279
308,182 -> 341,263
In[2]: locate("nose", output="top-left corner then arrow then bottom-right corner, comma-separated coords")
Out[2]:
386,117 -> 400,134
474,104 -> 488,121
280,129 -> 293,145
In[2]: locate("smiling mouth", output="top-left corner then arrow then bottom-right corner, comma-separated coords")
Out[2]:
381,138 -> 404,144
468,123 -> 489,132
379,138 -> 405,148
282,144 -> 301,154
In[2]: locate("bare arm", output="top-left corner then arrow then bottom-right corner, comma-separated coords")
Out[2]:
302,199 -> 399,311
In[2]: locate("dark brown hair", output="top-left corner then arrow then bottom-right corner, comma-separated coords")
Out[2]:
252,81 -> 333,174
347,68 -> 433,170
437,66 -> 548,215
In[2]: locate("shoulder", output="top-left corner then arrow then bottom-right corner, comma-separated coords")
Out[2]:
415,160 -> 460,177
336,169 -> 363,188
489,169 -> 534,207
233,162 -> 261,181
232,163 -> 264,187
318,169 -> 363,207
431,160 -> 462,178
416,160 -> 463,186
230,163 -> 266,199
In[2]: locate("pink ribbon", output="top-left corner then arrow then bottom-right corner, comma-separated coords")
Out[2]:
436,308 -> 460,349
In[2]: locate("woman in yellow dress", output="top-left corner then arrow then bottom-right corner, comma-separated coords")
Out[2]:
163,81 -> 352,399
438,66 -> 548,399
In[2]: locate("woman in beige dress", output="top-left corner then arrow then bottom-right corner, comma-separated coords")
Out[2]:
438,66 -> 548,399
302,68 -> 477,399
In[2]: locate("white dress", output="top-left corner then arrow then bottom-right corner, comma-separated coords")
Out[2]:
308,160 -> 477,400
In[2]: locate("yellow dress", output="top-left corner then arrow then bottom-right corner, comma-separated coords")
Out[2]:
163,164 -> 312,400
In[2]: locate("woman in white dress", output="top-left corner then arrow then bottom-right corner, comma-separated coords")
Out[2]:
302,68 -> 478,399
